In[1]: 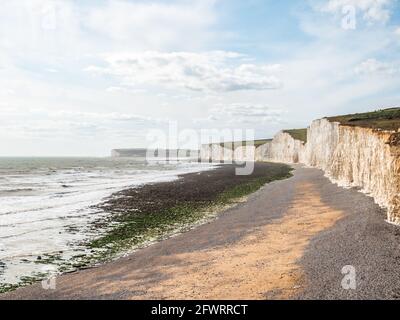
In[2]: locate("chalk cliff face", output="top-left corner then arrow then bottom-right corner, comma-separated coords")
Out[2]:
200,144 -> 255,162
255,142 -> 271,162
201,132 -> 306,164
201,118 -> 400,223
305,119 -> 339,171
305,119 -> 400,223
267,131 -> 307,164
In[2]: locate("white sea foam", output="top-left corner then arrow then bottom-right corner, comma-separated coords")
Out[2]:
0,157 -> 215,285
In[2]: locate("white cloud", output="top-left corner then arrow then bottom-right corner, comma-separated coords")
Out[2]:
85,0 -> 216,50
0,108 -> 165,139
0,0 -> 216,61
86,51 -> 283,92
0,88 -> 15,96
197,104 -> 285,125
105,86 -> 146,94
0,0 -> 81,58
51,110 -> 162,123
1,0 -> 399,156
354,58 -> 398,75
322,0 -> 394,23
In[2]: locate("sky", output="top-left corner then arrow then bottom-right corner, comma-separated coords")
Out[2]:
0,0 -> 399,156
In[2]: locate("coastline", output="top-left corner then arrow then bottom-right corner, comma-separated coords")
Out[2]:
89,162 -> 293,260
0,158 -> 216,291
0,162 -> 292,294
2,165 -> 400,299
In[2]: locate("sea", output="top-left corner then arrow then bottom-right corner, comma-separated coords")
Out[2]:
0,157 -> 214,287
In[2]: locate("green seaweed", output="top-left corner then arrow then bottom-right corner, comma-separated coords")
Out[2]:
0,164 -> 293,294
89,166 -> 293,259
0,273 -> 49,294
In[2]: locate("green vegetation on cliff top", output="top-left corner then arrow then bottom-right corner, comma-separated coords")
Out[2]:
327,107 -> 400,131
207,108 -> 399,148
283,129 -> 307,143
215,139 -> 272,149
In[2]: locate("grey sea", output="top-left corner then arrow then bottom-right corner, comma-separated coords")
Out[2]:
0,157 -> 213,288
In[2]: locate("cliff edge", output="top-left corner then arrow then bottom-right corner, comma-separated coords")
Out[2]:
201,108 -> 400,223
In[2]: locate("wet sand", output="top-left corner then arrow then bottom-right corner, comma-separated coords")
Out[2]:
2,165 -> 400,300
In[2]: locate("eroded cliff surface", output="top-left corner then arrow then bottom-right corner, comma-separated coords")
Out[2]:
266,131 -> 307,164
200,114 -> 400,223
200,144 -> 256,162
305,119 -> 400,223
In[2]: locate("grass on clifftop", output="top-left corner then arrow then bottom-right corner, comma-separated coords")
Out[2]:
215,139 -> 272,149
283,129 -> 308,143
327,107 -> 400,131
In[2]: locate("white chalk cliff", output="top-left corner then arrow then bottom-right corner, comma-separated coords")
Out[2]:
305,119 -> 400,224
201,118 -> 400,223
